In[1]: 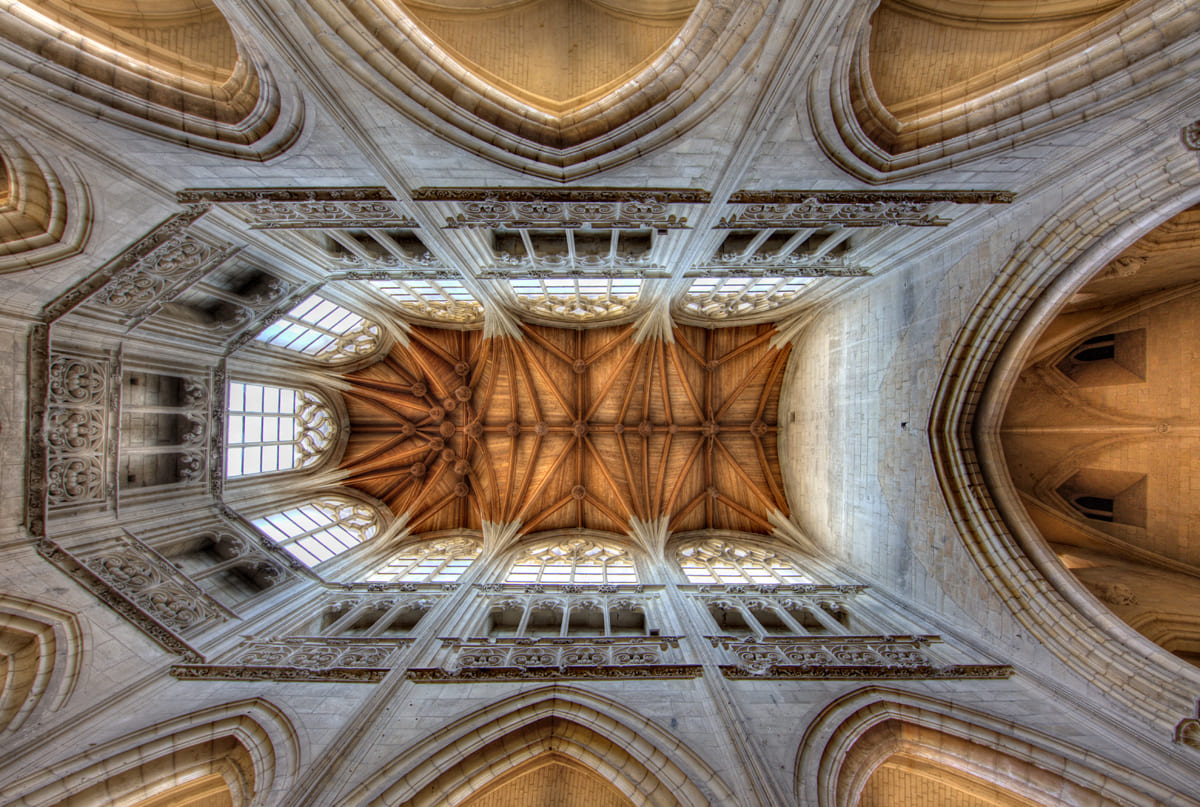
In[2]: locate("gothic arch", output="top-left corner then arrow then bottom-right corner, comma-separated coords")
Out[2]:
795,688 -> 1190,807
346,687 -> 736,806
928,152 -> 1200,732
0,129 -> 88,273
1,698 -> 300,806
299,0 -> 769,179
808,0 -> 1200,181
0,595 -> 82,734
0,0 -> 301,160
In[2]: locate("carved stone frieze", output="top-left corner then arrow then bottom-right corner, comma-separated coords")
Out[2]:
684,261 -> 867,277
408,664 -> 702,683
719,664 -> 1013,680
708,635 -> 1010,679
40,207 -> 209,323
178,188 -> 417,229
472,583 -> 647,594
229,637 -> 411,669
36,538 -> 203,663
693,583 -> 864,596
413,188 -> 705,230
718,190 -> 1014,228
422,636 -> 689,682
43,352 -> 114,508
170,664 -> 387,683
86,536 -> 229,632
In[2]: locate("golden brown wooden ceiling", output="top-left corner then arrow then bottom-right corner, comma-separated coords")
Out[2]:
339,323 -> 790,536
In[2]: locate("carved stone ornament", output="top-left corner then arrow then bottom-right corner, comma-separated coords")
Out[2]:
718,190 -> 1014,228
25,325 -> 50,535
414,636 -> 692,682
40,207 -> 210,323
43,351 -> 113,509
36,538 -> 203,663
85,536 -> 228,632
708,635 -> 1011,679
229,637 -> 411,669
407,664 -> 702,683
1184,121 -> 1200,151
170,664 -> 387,683
179,187 -> 418,230
412,188 -> 707,230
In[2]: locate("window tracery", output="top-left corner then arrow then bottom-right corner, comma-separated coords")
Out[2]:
225,381 -> 334,477
675,539 -> 810,585
368,277 -> 483,324
505,537 -> 637,584
508,276 -> 641,321
251,497 -> 379,567
678,276 -> 815,320
366,537 -> 481,583
254,294 -> 380,362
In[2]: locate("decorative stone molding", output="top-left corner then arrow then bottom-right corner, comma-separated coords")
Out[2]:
717,191 -> 1014,228
24,324 -> 49,535
692,583 -> 866,595
685,260 -> 866,276
230,637 -> 411,669
413,188 -> 706,229
170,664 -> 387,683
1176,702 -> 1200,749
710,635 -> 1011,679
407,664 -> 702,682
1185,121 -> 1200,151
178,187 -> 418,229
42,350 -> 114,510
40,207 -> 210,323
415,637 -> 694,682
35,538 -> 202,663
85,534 -> 229,632
472,583 -> 648,595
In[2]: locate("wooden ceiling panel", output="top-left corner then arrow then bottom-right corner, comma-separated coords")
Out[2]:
340,322 -> 790,537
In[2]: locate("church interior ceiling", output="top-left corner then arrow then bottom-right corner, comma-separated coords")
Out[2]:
2,0 -> 1200,804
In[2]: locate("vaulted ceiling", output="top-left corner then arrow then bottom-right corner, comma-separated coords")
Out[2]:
340,322 -> 790,536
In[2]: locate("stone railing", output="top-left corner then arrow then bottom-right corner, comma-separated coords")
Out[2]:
170,636 -> 413,683
709,635 -> 1012,680
407,636 -> 700,682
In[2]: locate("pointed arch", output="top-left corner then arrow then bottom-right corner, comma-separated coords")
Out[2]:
0,128 -> 88,273
672,534 -> 812,585
0,0 -> 301,160
795,687 -> 1193,807
0,594 -> 82,733
1,698 -> 300,806
346,687 -> 737,806
809,0 -> 1200,180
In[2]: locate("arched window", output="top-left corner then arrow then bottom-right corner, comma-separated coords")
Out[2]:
225,381 -> 334,477
251,497 -> 379,567
366,537 -> 481,583
506,537 -> 637,584
254,294 -> 380,362
369,277 -> 483,324
676,539 -> 810,585
508,277 -> 641,321
679,276 -> 815,320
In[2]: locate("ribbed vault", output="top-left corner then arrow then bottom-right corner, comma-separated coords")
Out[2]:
339,324 -> 790,537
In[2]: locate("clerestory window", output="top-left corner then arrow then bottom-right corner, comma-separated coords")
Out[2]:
254,293 -> 380,362
369,277 -> 483,324
251,497 -> 379,567
679,276 -> 814,320
505,537 -> 637,584
508,277 -> 642,321
676,538 -> 810,585
365,537 -> 481,583
225,381 -> 334,477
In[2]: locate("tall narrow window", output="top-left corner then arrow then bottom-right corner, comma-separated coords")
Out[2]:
252,497 -> 379,567
226,382 -> 334,477
254,294 -> 380,362
506,538 -> 637,584
366,538 -> 481,583
676,539 -> 810,585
